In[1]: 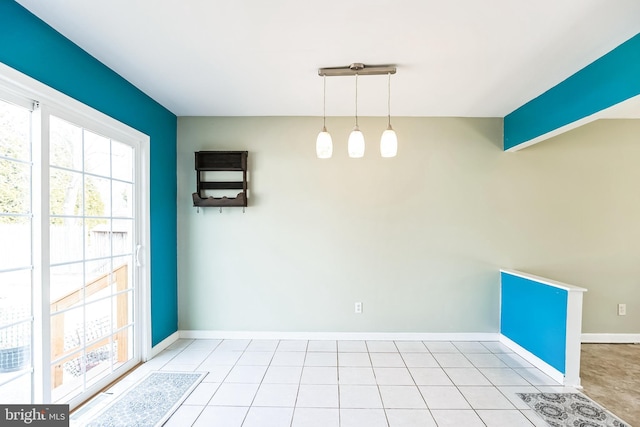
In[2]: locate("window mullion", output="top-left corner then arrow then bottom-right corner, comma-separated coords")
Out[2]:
31,103 -> 52,404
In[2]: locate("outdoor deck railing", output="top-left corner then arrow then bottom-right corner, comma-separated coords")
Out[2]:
50,263 -> 129,388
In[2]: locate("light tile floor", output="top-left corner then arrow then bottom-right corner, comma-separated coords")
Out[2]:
79,339 -> 582,426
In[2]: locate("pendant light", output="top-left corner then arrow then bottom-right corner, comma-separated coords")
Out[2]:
316,75 -> 333,159
380,72 -> 398,157
317,63 -> 397,159
348,73 -> 365,158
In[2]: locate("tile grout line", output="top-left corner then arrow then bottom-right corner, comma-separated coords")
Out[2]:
336,343 -> 341,427
398,340 -> 434,423
189,338 -> 225,425
287,339 -> 308,427
366,340 -> 390,427
461,345 -> 498,427
242,339 -> 283,427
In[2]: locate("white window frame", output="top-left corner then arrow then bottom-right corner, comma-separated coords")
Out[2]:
0,62 -> 152,408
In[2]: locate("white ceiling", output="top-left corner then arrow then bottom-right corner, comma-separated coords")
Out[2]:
15,0 -> 640,118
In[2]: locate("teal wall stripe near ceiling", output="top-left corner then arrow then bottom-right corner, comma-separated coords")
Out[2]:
504,32 -> 640,151
0,0 -> 178,346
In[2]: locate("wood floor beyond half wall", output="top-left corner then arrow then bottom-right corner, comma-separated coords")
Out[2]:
581,343 -> 640,425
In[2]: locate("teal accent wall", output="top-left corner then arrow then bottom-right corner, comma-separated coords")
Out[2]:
501,272 -> 567,374
0,1 -> 178,346
504,33 -> 640,150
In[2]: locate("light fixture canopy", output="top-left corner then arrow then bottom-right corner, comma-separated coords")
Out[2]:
319,63 -> 396,77
380,72 -> 398,158
316,75 -> 333,159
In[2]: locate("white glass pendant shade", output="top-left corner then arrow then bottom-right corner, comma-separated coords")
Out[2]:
380,125 -> 398,157
348,126 -> 365,158
316,126 -> 333,159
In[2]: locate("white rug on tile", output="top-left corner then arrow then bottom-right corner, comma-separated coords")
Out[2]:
86,371 -> 206,427
517,393 -> 629,427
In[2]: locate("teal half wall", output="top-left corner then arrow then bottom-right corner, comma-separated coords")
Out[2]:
0,1 -> 178,346
500,272 -> 567,374
504,33 -> 640,151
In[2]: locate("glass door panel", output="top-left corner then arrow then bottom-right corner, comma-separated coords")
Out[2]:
0,98 -> 33,403
49,115 -> 137,403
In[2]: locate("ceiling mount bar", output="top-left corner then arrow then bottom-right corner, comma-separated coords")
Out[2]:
318,63 -> 397,77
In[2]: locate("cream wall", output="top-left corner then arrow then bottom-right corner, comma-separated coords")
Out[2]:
503,119 -> 640,334
176,116 -> 640,334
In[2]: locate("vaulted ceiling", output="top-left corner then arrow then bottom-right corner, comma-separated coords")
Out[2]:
15,0 -> 640,117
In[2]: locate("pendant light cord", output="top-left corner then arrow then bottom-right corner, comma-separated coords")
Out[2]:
355,73 -> 359,127
387,72 -> 391,127
322,74 -> 327,129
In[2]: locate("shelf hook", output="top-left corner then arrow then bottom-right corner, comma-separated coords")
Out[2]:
219,207 -> 222,214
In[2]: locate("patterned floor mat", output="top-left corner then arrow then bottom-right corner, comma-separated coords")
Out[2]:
85,371 -> 206,427
518,393 -> 630,427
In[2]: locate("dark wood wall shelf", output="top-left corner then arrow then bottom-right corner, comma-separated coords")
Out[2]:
192,151 -> 248,208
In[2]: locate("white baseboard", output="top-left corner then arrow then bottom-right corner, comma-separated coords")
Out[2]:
499,335 -> 567,386
178,330 -> 499,341
581,333 -> 640,343
149,331 -> 180,359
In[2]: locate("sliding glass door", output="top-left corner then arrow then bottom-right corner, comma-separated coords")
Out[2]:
0,83 -> 146,408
